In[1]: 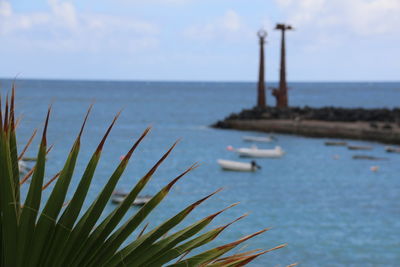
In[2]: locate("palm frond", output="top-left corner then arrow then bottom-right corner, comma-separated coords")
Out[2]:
0,86 -> 284,267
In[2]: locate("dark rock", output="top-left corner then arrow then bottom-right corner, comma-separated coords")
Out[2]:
217,106 -> 400,124
382,123 -> 393,130
370,122 -> 378,129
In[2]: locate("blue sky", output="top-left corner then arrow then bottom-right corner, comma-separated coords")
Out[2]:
0,0 -> 399,81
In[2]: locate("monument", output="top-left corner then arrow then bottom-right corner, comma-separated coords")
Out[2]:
273,23 -> 293,108
256,29 -> 267,108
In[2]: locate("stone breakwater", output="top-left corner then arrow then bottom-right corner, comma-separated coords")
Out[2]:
212,107 -> 400,144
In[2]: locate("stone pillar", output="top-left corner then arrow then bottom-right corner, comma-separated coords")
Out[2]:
274,23 -> 292,108
257,29 -> 267,108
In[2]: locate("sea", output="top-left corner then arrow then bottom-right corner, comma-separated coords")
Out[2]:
1,79 -> 399,266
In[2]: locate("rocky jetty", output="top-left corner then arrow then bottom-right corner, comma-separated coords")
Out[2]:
214,106 -> 400,125
213,106 -> 400,144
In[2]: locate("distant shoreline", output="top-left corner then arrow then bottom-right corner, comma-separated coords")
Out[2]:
212,106 -> 400,144
1,78 -> 400,84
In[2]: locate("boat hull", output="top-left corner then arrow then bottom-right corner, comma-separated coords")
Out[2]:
236,147 -> 284,158
385,146 -> 400,153
111,196 -> 152,206
347,145 -> 372,150
242,136 -> 272,143
217,159 -> 257,172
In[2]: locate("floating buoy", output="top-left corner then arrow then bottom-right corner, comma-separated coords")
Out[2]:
332,154 -> 340,160
370,166 -> 379,172
226,145 -> 234,151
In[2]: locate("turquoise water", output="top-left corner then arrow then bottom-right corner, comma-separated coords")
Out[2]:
1,79 -> 400,266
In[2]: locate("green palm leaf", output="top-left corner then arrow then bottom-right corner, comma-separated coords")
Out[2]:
17,108 -> 50,267
72,140 -> 179,266
0,86 -> 285,267
0,95 -> 19,267
43,112 -> 119,266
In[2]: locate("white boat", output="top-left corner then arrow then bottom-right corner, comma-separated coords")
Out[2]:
18,160 -> 31,173
242,136 -> 273,143
113,190 -> 129,197
111,195 -> 152,206
217,159 -> 260,172
236,146 -> 285,158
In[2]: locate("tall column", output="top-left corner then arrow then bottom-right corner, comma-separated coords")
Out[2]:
275,23 -> 293,108
257,29 -> 267,108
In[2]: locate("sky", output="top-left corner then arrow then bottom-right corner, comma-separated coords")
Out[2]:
0,0 -> 399,81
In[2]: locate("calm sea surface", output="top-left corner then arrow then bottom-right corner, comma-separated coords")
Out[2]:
1,79 -> 399,266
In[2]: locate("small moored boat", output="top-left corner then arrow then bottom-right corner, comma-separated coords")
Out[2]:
242,136 -> 273,143
325,141 -> 347,146
235,146 -> 285,158
385,146 -> 400,153
113,190 -> 129,197
347,145 -> 372,151
18,160 -> 31,174
111,194 -> 152,206
217,159 -> 261,172
352,155 -> 387,160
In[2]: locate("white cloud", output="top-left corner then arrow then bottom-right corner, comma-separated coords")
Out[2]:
118,0 -> 191,4
0,0 -> 11,17
0,2 -> 49,34
347,0 -> 400,35
0,0 -> 159,53
275,0 -> 400,36
48,0 -> 78,30
183,9 -> 252,41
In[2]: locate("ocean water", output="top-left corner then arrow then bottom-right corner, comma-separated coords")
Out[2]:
1,79 -> 399,266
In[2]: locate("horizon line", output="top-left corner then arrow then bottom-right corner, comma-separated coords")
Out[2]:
0,77 -> 399,84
